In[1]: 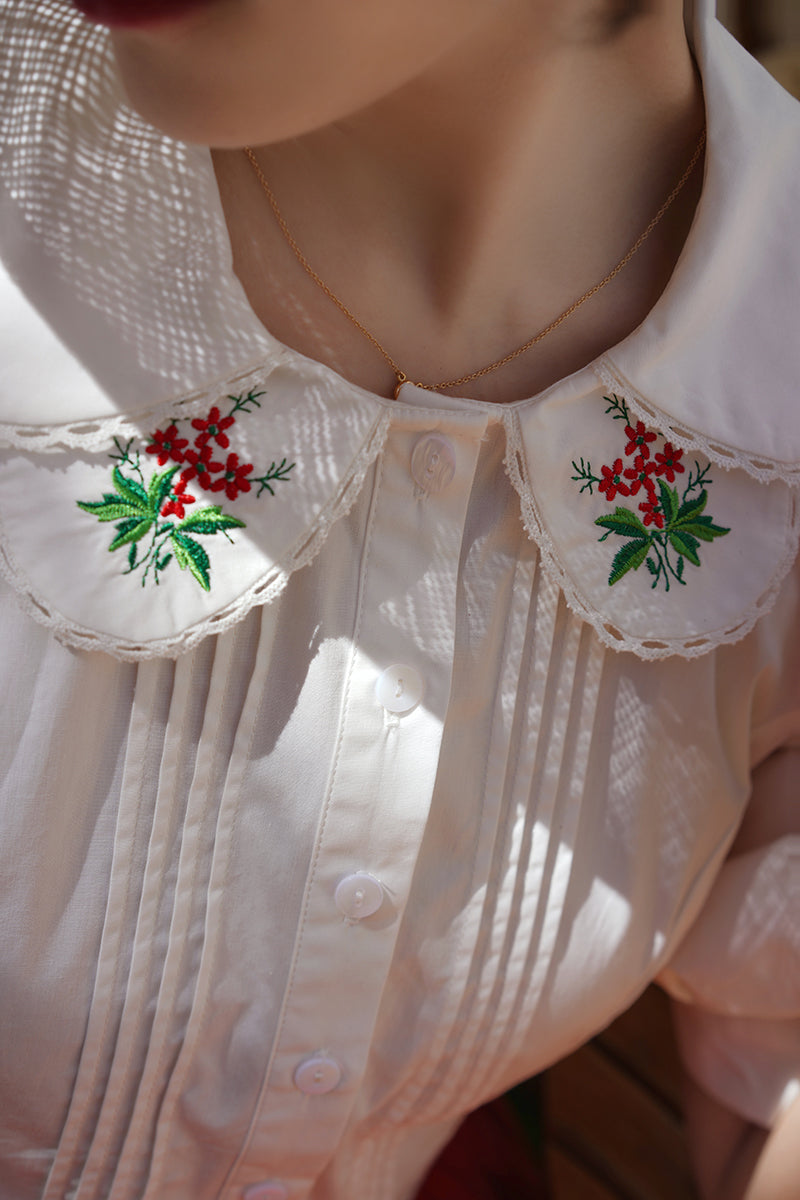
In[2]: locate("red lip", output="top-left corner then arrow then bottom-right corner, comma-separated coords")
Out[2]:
71,0 -> 216,28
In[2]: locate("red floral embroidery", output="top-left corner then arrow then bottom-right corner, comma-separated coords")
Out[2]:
623,454 -> 657,497
598,459 -> 630,501
183,443 -> 223,489
191,406 -> 236,449
571,394 -> 730,591
624,421 -> 657,459
639,498 -> 665,528
653,443 -> 685,483
161,475 -> 196,519
77,390 -> 294,593
208,453 -> 255,502
146,424 -> 189,466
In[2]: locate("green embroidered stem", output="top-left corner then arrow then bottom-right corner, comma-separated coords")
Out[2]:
683,461 -> 713,497
646,534 -> 686,592
604,394 -> 631,423
571,457 -> 602,495
129,525 -> 175,587
226,388 -> 265,418
252,458 -> 295,497
109,437 -> 145,484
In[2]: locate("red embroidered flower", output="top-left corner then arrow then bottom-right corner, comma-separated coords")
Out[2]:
639,499 -> 665,528
598,459 -> 630,501
146,424 -> 189,466
208,452 -> 254,501
653,442 -> 685,482
191,406 -> 235,449
183,444 -> 223,489
161,474 -> 196,519
623,454 -> 657,497
624,421 -> 657,459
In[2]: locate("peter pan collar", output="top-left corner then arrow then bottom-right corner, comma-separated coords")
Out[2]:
601,1 -> 800,480
1,0 -> 799,661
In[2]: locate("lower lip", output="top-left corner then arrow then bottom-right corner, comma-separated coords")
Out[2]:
71,0 -> 216,28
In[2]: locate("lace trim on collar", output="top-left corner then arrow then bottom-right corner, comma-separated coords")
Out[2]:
595,361 -> 800,487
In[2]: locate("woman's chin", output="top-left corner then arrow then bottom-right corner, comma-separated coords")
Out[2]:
71,0 -> 219,30
108,44 -> 307,147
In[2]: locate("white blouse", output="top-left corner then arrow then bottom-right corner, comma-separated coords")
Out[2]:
1,2 -> 799,1199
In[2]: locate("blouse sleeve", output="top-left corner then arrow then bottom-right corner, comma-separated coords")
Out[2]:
658,744 -> 800,1127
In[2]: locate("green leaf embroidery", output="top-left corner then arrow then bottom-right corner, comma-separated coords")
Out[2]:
676,515 -> 730,542
147,464 -> 182,512
170,531 -> 211,591
177,506 -> 246,535
595,507 -> 649,540
657,479 -> 679,525
77,498 -> 146,522
608,538 -> 650,585
668,530 -> 701,567
76,390 -> 293,591
674,490 -> 708,523
112,466 -> 150,509
109,517 -> 154,552
574,396 -> 731,593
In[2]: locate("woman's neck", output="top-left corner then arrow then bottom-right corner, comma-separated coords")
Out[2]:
213,0 -> 705,401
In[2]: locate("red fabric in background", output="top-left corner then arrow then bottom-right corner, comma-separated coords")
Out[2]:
416,1080 -> 548,1200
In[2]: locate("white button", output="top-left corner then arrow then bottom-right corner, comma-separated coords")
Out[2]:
242,1184 -> 288,1200
293,1055 -> 342,1095
335,872 -> 384,920
411,434 -> 456,494
376,664 -> 424,714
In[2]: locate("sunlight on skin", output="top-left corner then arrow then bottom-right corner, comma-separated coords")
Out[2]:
102,0 -> 706,404
106,0 -> 500,146
685,1089 -> 800,1200
743,1095 -> 800,1200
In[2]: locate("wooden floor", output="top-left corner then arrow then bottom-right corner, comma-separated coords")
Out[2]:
544,986 -> 698,1200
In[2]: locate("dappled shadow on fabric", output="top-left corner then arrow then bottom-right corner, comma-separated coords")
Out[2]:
0,0 -> 277,420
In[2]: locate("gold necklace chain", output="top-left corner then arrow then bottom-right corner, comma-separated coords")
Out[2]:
244,129 -> 705,399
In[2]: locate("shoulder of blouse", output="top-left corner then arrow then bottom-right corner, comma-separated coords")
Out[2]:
0,0 -> 799,663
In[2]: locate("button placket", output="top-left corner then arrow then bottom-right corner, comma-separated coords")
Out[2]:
228,413 -> 488,1187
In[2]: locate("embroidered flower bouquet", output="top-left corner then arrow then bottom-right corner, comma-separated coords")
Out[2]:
572,396 -> 730,591
77,389 -> 294,591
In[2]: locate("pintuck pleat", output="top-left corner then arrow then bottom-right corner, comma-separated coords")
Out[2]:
380,566 -> 608,1132
43,658 -> 178,1200
111,615 -> 267,1199
42,619 -> 268,1199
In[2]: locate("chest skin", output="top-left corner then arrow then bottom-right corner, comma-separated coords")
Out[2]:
210,143 -> 704,407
